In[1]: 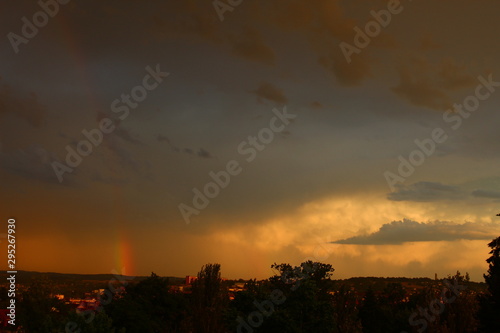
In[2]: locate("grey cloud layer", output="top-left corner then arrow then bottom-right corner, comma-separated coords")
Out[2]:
388,182 -> 500,203
387,182 -> 464,202
332,219 -> 500,245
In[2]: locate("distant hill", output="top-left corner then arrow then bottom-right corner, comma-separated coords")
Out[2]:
0,270 -> 185,284
0,271 -> 487,295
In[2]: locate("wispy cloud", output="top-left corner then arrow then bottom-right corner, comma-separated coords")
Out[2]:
471,189 -> 500,200
387,181 -> 465,202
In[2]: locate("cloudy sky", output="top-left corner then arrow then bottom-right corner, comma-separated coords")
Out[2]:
1,0 -> 500,281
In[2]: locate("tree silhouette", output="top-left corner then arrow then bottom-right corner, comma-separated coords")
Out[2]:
106,272 -> 189,332
65,311 -> 122,333
359,288 -> 387,333
439,271 -> 478,333
191,263 -> 228,333
269,261 -> 335,293
18,277 -> 69,332
332,284 -> 362,333
267,261 -> 336,332
478,236 -> 500,331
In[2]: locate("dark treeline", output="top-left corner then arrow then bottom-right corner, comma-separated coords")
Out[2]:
7,236 -> 500,332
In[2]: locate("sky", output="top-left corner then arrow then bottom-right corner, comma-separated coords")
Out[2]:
1,0 -> 500,282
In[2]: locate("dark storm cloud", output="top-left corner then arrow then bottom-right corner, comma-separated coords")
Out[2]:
331,219 -> 500,245
138,0 -> 374,86
3,0 -> 500,278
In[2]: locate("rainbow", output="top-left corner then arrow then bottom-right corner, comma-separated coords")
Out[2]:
53,11 -> 140,275
56,14 -> 137,276
116,230 -> 134,276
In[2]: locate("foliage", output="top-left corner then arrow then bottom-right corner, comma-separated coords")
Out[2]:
227,260 -> 336,332
331,284 -> 362,333
478,236 -> 500,332
106,272 -> 190,333
65,310 -> 123,333
191,263 -> 228,333
18,277 -> 69,332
